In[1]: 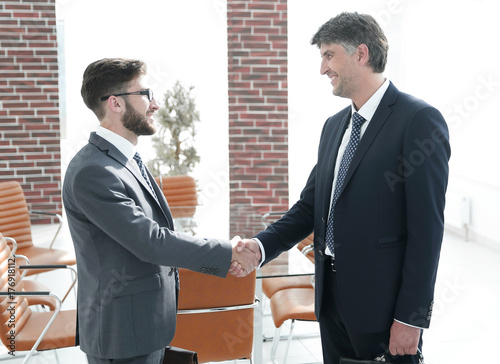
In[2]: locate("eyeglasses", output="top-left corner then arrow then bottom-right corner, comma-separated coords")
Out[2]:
100,90 -> 154,102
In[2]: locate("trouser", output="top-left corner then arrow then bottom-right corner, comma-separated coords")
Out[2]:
319,259 -> 422,364
86,348 -> 165,364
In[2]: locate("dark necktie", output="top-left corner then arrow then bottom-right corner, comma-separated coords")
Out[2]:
133,152 -> 158,201
134,152 -> 179,288
325,112 -> 366,255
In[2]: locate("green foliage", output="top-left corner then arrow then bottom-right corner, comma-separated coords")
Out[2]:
147,81 -> 200,176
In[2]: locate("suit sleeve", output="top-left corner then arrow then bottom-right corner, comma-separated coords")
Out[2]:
66,163 -> 232,278
394,106 -> 451,328
255,164 -> 316,265
255,115 -> 334,265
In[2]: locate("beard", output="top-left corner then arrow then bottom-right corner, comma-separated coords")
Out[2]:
122,99 -> 156,136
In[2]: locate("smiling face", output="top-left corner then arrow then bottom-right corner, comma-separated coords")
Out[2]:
121,75 -> 159,136
319,43 -> 359,99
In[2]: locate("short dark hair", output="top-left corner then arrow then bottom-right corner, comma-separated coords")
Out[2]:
81,58 -> 147,119
311,12 -> 389,73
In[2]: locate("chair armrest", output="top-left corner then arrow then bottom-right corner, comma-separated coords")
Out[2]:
4,237 -> 17,256
0,291 -> 62,360
30,210 -> 62,221
301,244 -> 314,257
177,297 -> 259,315
0,291 -> 51,297
18,265 -> 77,304
13,254 -> 30,280
19,264 -> 70,270
29,211 -> 63,249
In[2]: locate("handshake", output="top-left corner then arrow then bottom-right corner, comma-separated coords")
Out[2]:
228,236 -> 262,277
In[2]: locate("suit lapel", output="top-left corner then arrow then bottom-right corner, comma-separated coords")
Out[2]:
144,168 -> 175,228
123,158 -> 151,193
337,83 -> 399,197
89,133 -> 175,228
123,158 -> 174,228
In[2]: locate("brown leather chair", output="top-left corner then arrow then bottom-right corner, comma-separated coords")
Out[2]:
269,287 -> 316,364
154,175 -> 198,219
262,233 -> 315,300
260,212 -> 315,301
170,268 -> 258,363
0,233 -> 57,311
0,181 -> 76,276
0,232 -> 77,363
1,234 -> 77,310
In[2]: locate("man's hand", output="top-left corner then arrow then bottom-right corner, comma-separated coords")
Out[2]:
389,320 -> 421,357
228,236 -> 261,277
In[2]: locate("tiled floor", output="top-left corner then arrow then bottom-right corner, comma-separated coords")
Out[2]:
1,225 -> 498,363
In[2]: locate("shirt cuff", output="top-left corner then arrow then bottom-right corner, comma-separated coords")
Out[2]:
252,238 -> 265,269
394,319 -> 426,330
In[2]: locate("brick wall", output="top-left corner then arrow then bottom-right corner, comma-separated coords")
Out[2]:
227,0 -> 288,237
0,0 -> 61,223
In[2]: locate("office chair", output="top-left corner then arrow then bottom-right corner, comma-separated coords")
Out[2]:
171,269 -> 258,363
0,181 -> 76,276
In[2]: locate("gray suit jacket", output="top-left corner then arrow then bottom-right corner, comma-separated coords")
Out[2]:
63,132 -> 232,359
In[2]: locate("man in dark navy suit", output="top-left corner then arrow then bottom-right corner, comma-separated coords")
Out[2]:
238,12 -> 450,363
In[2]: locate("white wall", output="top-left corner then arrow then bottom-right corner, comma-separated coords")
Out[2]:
57,0 -> 230,239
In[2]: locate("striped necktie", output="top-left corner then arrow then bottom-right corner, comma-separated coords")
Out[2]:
325,112 -> 366,255
133,152 -> 158,201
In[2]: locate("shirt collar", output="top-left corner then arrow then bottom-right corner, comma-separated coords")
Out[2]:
351,78 -> 390,121
96,126 -> 136,161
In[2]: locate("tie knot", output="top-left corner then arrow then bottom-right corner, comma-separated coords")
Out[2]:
352,112 -> 366,129
133,152 -> 143,164
133,153 -> 147,173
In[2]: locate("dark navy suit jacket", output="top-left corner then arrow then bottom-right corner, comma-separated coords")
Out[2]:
256,82 -> 451,333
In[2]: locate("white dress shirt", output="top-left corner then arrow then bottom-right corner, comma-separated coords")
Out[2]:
324,79 -> 390,256
96,126 -> 142,175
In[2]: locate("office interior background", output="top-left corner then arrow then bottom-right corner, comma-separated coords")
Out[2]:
1,0 -> 499,362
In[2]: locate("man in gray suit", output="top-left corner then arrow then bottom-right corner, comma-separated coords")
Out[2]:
63,58 -> 259,364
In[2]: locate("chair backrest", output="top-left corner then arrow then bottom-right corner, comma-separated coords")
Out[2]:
0,181 -> 33,250
153,176 -> 198,218
170,269 -> 256,363
297,233 -> 315,263
0,232 -> 33,347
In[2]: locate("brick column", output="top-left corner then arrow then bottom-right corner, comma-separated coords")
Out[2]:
0,0 -> 62,223
227,0 -> 288,237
